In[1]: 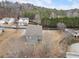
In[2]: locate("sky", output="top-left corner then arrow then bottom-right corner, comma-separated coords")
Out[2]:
0,0 -> 79,10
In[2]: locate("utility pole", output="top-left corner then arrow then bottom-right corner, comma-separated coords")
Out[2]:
15,1 -> 22,32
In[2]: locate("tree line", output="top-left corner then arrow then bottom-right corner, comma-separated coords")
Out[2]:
41,17 -> 79,28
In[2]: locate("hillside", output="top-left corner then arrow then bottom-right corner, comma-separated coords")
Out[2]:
0,1 -> 79,19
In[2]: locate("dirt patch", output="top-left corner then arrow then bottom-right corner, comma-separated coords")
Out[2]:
0,29 -> 67,58
42,30 -> 66,57
0,29 -> 22,43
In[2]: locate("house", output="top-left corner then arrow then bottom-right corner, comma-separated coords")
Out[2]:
66,10 -> 79,17
18,18 -> 29,26
8,18 -> 16,24
0,20 -> 5,25
1,18 -> 16,24
2,18 -> 10,24
18,18 -> 24,26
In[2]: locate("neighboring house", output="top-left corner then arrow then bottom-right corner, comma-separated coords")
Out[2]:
72,11 -> 79,17
66,10 -> 79,17
66,11 -> 73,17
1,18 -> 16,24
18,18 -> 29,26
8,18 -> 16,24
0,20 -> 5,25
18,18 -> 24,26
2,18 -> 10,24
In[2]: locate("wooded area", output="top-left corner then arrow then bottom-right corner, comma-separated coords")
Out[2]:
41,17 -> 79,28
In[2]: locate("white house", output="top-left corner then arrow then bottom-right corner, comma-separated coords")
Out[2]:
0,18 -> 15,24
2,18 -> 10,24
24,18 -> 29,25
8,18 -> 16,24
66,10 -> 79,17
18,18 -> 24,26
18,18 -> 29,26
0,20 -> 5,25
